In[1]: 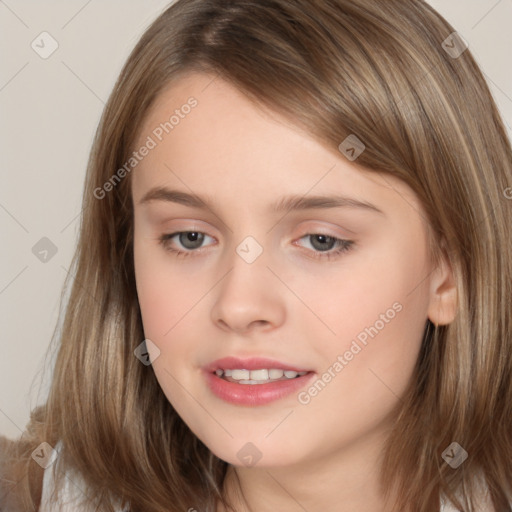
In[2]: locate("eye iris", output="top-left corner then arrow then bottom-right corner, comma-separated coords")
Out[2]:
179,232 -> 204,249
310,234 -> 335,251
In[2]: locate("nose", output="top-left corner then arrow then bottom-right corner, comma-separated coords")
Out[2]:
210,246 -> 286,335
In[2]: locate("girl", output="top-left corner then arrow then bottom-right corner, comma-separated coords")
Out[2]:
1,0 -> 511,510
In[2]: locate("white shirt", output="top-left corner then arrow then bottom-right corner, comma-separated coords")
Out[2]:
40,442 -> 499,511
39,442 -> 128,512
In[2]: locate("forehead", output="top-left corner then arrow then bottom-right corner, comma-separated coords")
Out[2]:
134,70 -> 324,156
130,71 -> 421,220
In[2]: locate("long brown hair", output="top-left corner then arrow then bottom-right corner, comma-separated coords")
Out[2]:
2,0 -> 511,510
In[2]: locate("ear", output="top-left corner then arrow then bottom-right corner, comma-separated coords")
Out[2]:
427,245 -> 458,326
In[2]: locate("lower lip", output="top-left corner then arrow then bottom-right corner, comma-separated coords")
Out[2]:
203,371 -> 315,406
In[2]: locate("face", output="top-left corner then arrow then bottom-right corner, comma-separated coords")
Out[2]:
131,71 -> 441,470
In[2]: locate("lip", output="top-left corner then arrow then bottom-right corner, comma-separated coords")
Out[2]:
203,357 -> 315,406
204,356 -> 310,373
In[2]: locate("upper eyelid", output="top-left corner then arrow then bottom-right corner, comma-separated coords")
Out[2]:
159,213 -> 357,236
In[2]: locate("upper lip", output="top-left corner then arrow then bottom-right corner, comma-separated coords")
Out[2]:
204,356 -> 312,373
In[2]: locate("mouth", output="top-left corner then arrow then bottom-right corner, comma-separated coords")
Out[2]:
214,368 -> 309,384
203,357 -> 315,406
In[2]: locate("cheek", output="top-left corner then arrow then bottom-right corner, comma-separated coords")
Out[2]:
133,239 -> 200,410
289,259 -> 429,452
133,230 -> 188,343
298,229 -> 431,388
134,253 -> 168,338
133,232 -> 216,421
298,229 -> 429,336
133,219 -> 212,333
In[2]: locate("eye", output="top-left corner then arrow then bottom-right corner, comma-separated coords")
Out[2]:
294,233 -> 354,260
158,231 -> 215,257
158,231 -> 354,261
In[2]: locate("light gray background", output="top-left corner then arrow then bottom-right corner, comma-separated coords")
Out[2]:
1,0 -> 511,440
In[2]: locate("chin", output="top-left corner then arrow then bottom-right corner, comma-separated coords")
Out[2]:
200,436 -> 305,470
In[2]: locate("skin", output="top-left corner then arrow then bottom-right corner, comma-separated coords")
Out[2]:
131,71 -> 457,512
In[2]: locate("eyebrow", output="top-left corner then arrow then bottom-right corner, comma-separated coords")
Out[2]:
138,186 -> 384,216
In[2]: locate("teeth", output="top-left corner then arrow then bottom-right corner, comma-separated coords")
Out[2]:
268,369 -> 284,379
250,369 -> 269,381
215,368 -> 308,382
231,369 -> 250,380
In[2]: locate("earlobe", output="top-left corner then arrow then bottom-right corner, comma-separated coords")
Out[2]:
427,247 -> 458,326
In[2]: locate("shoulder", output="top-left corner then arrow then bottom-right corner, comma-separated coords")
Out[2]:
0,434 -> 44,512
0,434 -> 20,510
40,441 -> 129,512
439,471 -> 512,512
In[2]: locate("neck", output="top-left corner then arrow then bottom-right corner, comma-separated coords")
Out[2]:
218,425 -> 398,512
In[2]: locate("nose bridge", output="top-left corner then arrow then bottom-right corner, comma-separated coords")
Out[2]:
235,234 -> 265,266
210,233 -> 285,332
221,233 -> 270,300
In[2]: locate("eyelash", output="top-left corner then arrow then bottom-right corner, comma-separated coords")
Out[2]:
157,231 -> 354,261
